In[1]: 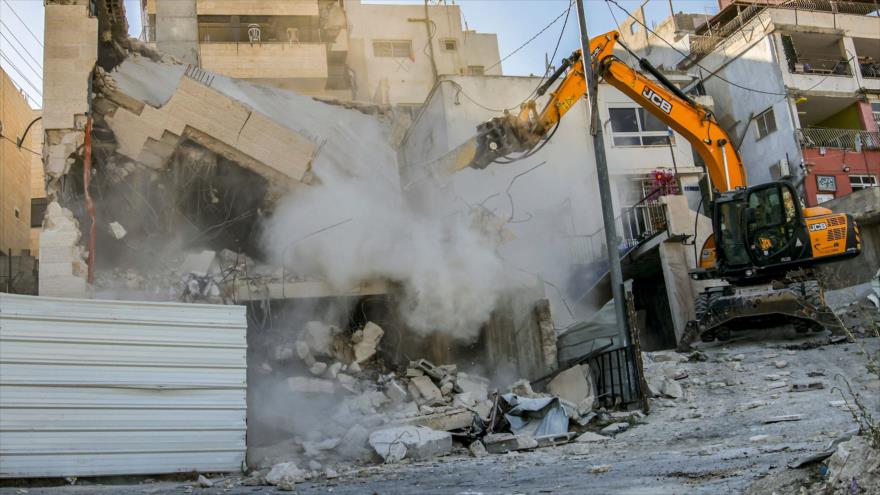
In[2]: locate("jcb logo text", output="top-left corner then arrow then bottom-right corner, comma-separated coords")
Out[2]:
642,88 -> 673,114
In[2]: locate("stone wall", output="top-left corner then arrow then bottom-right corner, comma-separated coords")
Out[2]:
0,70 -> 36,256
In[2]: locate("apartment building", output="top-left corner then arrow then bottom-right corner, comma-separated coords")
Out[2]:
623,0 -> 879,206
0,68 -> 40,257
140,0 -> 501,108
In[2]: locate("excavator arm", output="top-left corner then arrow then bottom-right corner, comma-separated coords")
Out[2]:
465,31 -> 747,193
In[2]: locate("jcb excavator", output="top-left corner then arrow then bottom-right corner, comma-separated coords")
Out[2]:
434,31 -> 862,345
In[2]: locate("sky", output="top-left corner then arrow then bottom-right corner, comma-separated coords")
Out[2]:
0,0 -> 720,109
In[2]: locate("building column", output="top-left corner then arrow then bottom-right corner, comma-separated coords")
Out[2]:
39,1 -> 97,298
156,0 -> 199,66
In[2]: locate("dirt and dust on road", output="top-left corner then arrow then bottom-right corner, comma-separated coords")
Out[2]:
2,288 -> 877,495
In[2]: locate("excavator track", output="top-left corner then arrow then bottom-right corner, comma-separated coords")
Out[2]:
678,278 -> 844,350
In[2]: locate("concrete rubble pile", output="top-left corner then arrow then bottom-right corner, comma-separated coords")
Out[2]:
244,320 -> 643,490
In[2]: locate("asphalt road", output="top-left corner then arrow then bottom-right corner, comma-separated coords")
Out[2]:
3,330 -> 876,495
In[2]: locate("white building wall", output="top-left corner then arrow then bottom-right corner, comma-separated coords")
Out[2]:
400,75 -> 698,325
344,0 -> 500,105
698,34 -> 803,186
0,294 -> 247,478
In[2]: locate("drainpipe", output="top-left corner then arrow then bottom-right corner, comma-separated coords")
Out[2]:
83,115 -> 96,285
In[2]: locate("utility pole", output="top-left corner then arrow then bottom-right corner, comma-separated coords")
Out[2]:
574,0 -> 629,347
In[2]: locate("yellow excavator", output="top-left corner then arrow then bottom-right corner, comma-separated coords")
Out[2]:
433,31 -> 862,346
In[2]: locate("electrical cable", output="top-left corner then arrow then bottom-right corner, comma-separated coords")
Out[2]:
605,0 -> 790,97
485,1 -> 573,74
0,30 -> 42,79
0,20 -> 42,68
0,134 -> 41,155
518,0 -> 574,106
1,0 -> 43,47
0,52 -> 42,97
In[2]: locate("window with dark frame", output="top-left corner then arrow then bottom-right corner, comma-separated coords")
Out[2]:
850,174 -> 878,190
608,107 -> 671,146
442,39 -> 458,51
373,40 -> 413,58
755,107 -> 777,140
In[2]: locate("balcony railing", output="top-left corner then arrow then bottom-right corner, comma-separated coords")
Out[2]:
565,199 -> 669,266
798,127 -> 880,150
686,1 -> 879,61
790,57 -> 852,76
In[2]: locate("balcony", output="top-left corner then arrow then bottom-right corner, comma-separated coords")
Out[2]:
798,127 -> 880,150
199,42 -> 328,80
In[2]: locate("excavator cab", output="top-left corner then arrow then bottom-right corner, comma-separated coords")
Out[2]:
713,182 -> 807,280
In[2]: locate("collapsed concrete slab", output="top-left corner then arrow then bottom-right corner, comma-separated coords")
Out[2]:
368,426 -> 452,463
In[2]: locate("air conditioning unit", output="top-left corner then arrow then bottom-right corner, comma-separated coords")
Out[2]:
770,158 -> 791,180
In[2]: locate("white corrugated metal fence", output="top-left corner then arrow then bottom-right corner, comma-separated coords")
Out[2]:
0,293 -> 247,478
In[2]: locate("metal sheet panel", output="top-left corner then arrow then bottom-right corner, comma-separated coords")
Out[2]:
0,294 -> 247,478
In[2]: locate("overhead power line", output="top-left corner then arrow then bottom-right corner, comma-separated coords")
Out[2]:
604,0 -> 789,97
0,20 -> 42,69
485,0 -> 574,74
2,0 -> 44,47
0,51 -> 42,98
0,30 -> 42,79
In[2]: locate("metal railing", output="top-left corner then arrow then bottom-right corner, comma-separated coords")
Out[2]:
565,196 -> 669,266
790,57 -> 852,76
798,127 -> 880,150
587,345 -> 643,408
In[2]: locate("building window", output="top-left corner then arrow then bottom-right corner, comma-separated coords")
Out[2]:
441,39 -> 458,51
755,107 -> 777,140
373,40 -> 412,58
850,174 -> 878,190
608,107 -> 670,146
465,65 -> 485,76
871,102 -> 880,127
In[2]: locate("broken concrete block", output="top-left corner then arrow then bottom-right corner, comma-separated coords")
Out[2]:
468,440 -> 488,458
353,322 -> 384,364
326,362 -> 343,379
309,362 -> 328,376
774,360 -> 788,369
455,373 -> 489,401
483,433 -> 538,454
439,382 -> 454,396
404,407 -> 474,432
789,381 -> 824,392
275,346 -> 295,362
368,426 -> 452,463
265,462 -> 306,487
385,379 -> 408,403
575,432 -> 609,443
535,432 -> 576,448
348,361 -> 362,374
749,434 -> 769,443
303,321 -> 338,357
287,377 -> 335,394
589,465 -> 611,474
295,341 -> 317,367
196,475 -> 213,487
510,379 -> 535,397
453,392 -> 475,407
547,365 -> 595,414
411,375 -> 443,403
108,221 -> 127,240
337,424 -> 370,459
405,368 -> 424,378
308,460 -> 322,471
179,250 -> 216,277
413,359 -> 446,381
600,422 -> 629,435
